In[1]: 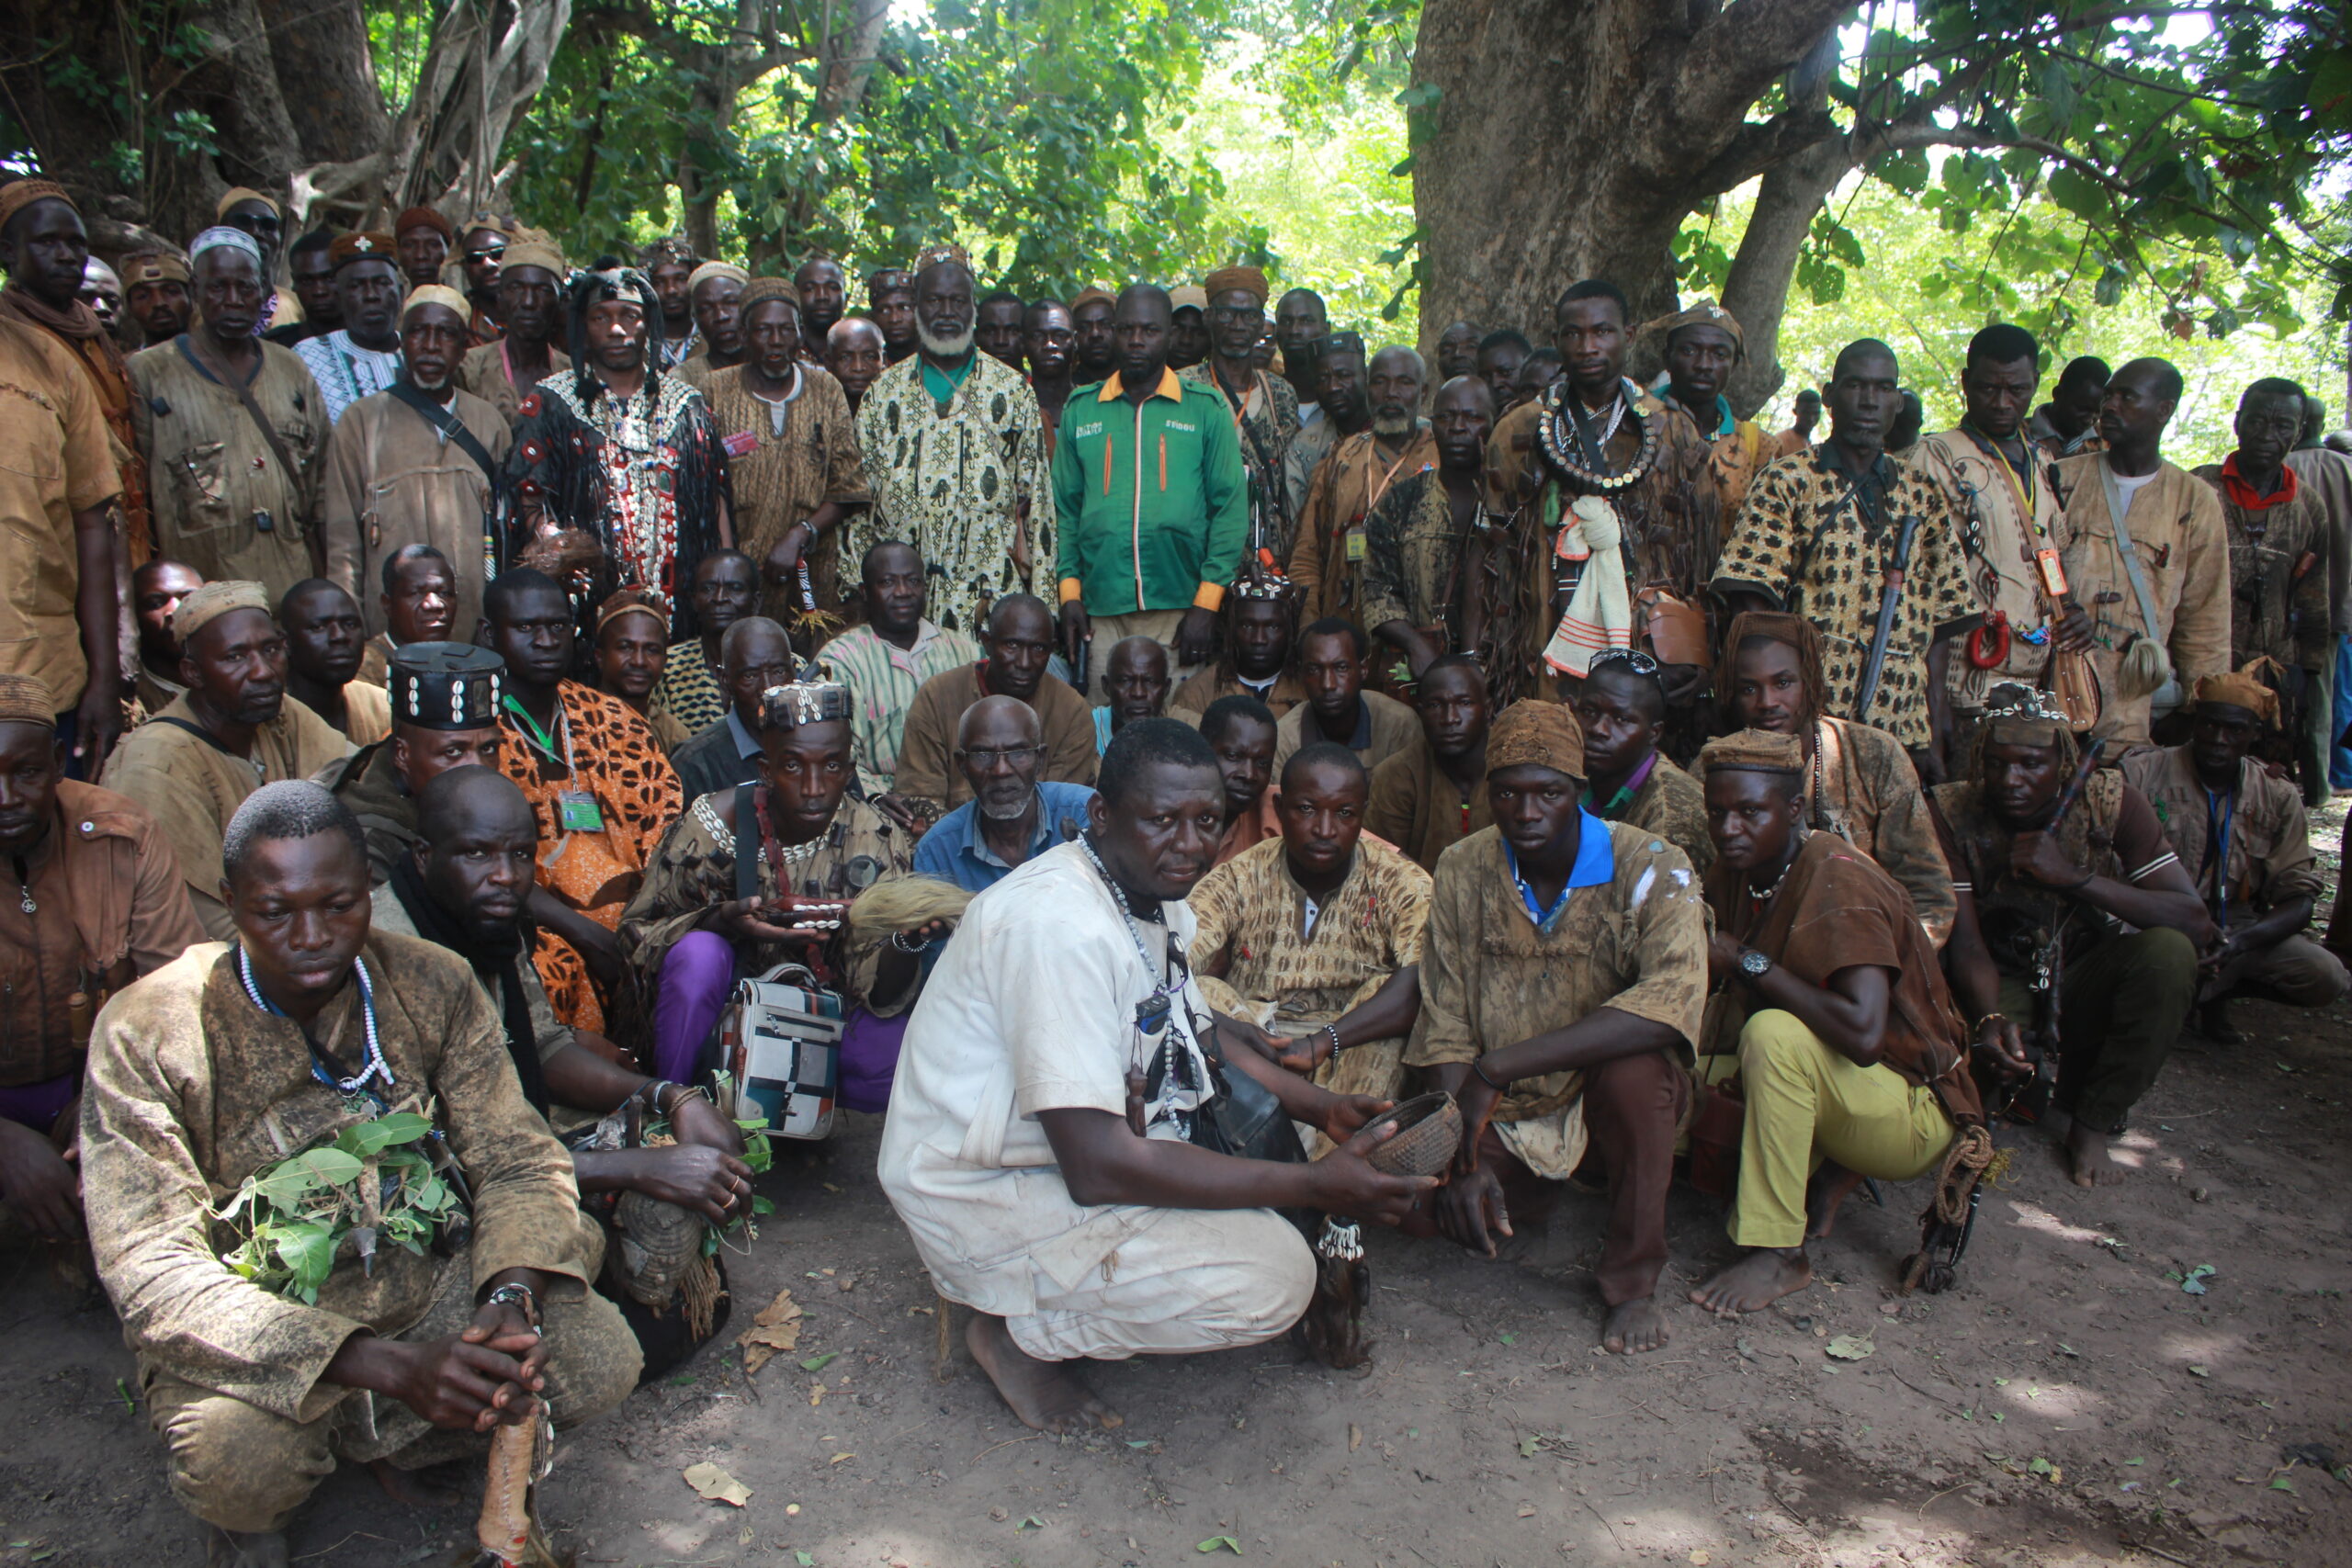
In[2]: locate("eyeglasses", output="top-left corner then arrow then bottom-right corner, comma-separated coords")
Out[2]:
735,660 -> 798,687
1210,306 -> 1263,325
961,745 -> 1043,770
1589,649 -> 1661,676
466,247 -> 507,263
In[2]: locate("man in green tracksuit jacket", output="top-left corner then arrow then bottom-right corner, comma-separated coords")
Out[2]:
1054,283 -> 1250,697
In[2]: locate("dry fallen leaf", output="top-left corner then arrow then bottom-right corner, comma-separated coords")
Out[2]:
736,1289 -> 805,1376
1690,1552 -> 1712,1566
683,1462 -> 752,1507
829,1452 -> 854,1465
1348,1424 -> 1362,1452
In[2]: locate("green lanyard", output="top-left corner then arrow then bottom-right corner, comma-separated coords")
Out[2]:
501,694 -> 568,769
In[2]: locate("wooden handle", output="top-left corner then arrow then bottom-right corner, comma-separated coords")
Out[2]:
475,1418 -> 535,1566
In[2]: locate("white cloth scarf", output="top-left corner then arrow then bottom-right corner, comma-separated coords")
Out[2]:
1542,494 -> 1634,675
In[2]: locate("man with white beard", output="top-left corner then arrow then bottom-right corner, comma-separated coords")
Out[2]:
911,694 -> 1096,892
321,287 -> 513,647
852,245 -> 1051,637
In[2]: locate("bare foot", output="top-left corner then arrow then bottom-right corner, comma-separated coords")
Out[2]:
1689,1247 -> 1813,1317
965,1313 -> 1123,1434
367,1456 -> 464,1508
2065,1119 -> 2120,1187
1600,1295 -> 1670,1354
1805,1163 -> 1866,1240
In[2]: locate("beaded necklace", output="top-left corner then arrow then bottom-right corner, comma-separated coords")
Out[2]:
1537,378 -> 1660,493
237,944 -> 394,1107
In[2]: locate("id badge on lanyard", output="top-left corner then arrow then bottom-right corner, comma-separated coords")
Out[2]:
558,789 -> 605,833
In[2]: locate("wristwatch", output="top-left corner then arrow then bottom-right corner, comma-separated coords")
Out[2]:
1737,948 -> 1774,981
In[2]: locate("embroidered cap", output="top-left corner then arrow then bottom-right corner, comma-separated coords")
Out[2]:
389,642 -> 504,731
761,677 -> 849,730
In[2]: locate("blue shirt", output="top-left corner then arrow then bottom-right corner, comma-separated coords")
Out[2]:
912,782 -> 1099,893
1499,808 -> 1615,932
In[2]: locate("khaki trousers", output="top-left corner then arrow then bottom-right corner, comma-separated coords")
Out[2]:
144,1261 -> 641,1533
1729,1010 -> 1956,1249
1006,1204 -> 1315,1363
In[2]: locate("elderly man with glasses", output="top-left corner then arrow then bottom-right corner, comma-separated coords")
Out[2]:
911,695 -> 1097,893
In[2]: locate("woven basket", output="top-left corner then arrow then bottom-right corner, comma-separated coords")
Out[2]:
1362,1091 -> 1463,1177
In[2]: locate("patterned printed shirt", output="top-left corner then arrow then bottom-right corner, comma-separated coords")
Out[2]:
295,329 -> 402,424
812,619 -> 984,795
1711,445 -> 1977,750
1185,833 -> 1431,1031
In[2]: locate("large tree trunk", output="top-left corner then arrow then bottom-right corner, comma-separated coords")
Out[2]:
1411,0 -> 1854,404
254,0 -> 393,169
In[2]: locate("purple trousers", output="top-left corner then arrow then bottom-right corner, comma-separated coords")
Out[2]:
651,932 -> 909,1111
0,1070 -> 78,1135
653,931 -> 736,1084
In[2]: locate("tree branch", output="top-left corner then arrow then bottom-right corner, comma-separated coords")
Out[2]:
1669,0 -> 1860,149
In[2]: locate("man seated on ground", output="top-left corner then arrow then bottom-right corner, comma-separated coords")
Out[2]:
379,767 -> 752,1371
0,675 -> 201,1244
1720,611 -> 1955,944
814,540 -> 982,800
1275,618 -> 1418,771
594,589 -> 689,751
132,558 -> 204,716
895,592 -> 1098,812
1202,694 -> 1283,864
618,676 -> 916,1087
652,549 -> 759,744
1095,635 -> 1172,753
1167,583 -> 1306,723
277,580 -> 391,745
485,570 -> 684,1037
1188,744 -> 1430,1151
878,719 -> 1430,1433
1685,729 -> 1984,1316
913,695 -> 1096,893
353,542 -> 462,685
321,643 -> 507,881
1931,685 -> 2215,1186
101,582 -> 351,940
83,783 -> 639,1568
1365,655 -> 1493,873
670,616 -> 798,804
1405,702 -> 1706,1355
2120,672 -> 2350,1038
1574,649 -> 1710,873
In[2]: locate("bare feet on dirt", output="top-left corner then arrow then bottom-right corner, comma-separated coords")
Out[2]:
1804,1163 -> 1865,1240
365,1457 -> 463,1508
1690,1247 -> 1814,1317
2065,1118 -> 2120,1187
1600,1294 -> 1669,1354
966,1313 -> 1124,1434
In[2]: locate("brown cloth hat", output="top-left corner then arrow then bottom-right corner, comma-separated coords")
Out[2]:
910,241 -> 971,275
401,284 -> 472,321
1698,728 -> 1804,776
501,239 -> 567,276
0,179 -> 74,232
867,267 -> 915,298
173,581 -> 271,643
1203,265 -> 1270,306
640,235 -> 697,267
330,231 -> 397,270
1070,284 -> 1115,310
1643,297 -> 1745,362
739,276 -> 800,313
1715,610 -> 1826,727
687,261 -> 749,295
1169,285 -> 1209,313
2193,669 -> 2280,725
1487,699 -> 1586,781
214,186 -> 280,221
1978,682 -> 2076,751
394,206 -> 455,243
119,249 -> 192,286
595,588 -> 670,637
0,673 -> 56,728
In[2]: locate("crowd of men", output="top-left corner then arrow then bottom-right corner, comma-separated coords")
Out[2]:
5,170 -> 2351,1562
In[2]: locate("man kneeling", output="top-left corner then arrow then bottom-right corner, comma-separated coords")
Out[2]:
82,784 -> 639,1567
378,766 -> 752,1371
879,720 -> 1430,1432
1687,731 -> 1984,1316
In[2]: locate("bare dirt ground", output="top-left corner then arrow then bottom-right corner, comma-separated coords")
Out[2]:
2,807 -> 2347,1568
